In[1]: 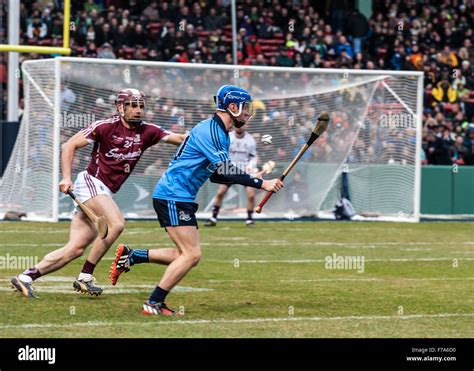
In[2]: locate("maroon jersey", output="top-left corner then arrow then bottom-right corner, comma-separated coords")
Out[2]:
81,115 -> 170,193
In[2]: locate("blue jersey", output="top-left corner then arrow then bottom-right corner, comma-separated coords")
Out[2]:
152,114 -> 231,202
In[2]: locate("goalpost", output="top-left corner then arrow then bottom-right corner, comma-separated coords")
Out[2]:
0,57 -> 423,222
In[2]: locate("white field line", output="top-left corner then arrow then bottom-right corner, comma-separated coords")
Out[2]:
0,230 -> 67,234
2,277 -> 213,294
205,257 -> 474,264
1,241 -> 473,249
0,227 -> 376,233
1,287 -> 211,294
0,284 -> 214,293
280,277 -> 474,283
1,312 -> 474,330
399,248 -> 432,251
1,227 -> 470,235
0,243 -> 64,247
1,287 -> 151,294
3,276 -> 470,285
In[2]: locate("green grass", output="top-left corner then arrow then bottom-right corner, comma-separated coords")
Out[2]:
0,221 -> 473,338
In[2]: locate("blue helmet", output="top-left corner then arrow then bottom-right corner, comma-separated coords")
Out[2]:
214,85 -> 254,125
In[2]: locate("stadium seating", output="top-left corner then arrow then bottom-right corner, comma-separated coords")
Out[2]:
1,0 -> 472,165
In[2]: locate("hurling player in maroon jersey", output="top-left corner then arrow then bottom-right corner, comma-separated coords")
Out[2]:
11,89 -> 186,298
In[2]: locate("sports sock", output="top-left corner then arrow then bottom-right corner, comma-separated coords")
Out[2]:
149,286 -> 169,304
212,205 -> 220,219
130,249 -> 149,265
247,209 -> 254,221
81,260 -> 96,275
77,272 -> 92,281
20,267 -> 42,282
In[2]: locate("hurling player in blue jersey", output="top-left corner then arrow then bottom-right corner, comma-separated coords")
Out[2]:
109,85 -> 283,315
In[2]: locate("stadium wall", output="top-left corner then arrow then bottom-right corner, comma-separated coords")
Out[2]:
421,166 -> 474,215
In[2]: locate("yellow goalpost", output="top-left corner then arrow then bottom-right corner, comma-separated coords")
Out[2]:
0,0 -> 71,55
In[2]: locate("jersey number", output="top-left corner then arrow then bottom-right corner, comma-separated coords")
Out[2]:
174,136 -> 190,161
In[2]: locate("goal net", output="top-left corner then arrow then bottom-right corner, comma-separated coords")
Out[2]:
0,58 -> 423,222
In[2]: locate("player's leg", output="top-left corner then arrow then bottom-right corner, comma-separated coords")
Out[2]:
156,226 -> 201,290
245,186 -> 256,227
109,198 -> 183,285
140,199 -> 200,315
109,244 -> 179,285
205,184 -> 229,226
11,211 -> 97,298
142,226 -> 201,316
74,194 -> 125,293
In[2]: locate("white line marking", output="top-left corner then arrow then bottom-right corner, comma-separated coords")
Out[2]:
1,312 -> 473,330
3,277 -> 213,294
0,243 -> 64,247
208,279 -> 244,283
2,287 -> 152,294
1,241 -> 472,248
280,277 -> 474,283
399,248 -> 432,252
207,258 -> 474,264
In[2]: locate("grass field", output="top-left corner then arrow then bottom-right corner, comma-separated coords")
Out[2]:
0,221 -> 473,338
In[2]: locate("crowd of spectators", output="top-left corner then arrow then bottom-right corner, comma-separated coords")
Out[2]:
1,0 -> 473,165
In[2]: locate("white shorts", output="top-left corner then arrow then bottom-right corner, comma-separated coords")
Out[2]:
72,171 -> 113,209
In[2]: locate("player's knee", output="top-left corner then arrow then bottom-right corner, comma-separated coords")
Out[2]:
66,245 -> 85,259
110,218 -> 125,235
187,250 -> 202,267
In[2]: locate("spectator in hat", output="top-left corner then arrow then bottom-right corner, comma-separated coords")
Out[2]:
98,42 -> 116,59
27,16 -> 47,39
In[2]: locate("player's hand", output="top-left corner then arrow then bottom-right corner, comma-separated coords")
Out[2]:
59,178 -> 73,194
262,178 -> 283,193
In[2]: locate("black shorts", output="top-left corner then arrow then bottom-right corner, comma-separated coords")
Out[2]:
153,198 -> 199,229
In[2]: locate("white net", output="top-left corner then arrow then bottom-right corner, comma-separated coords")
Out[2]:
0,58 -> 422,221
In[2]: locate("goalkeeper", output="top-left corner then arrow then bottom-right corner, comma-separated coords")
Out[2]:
110,85 -> 283,316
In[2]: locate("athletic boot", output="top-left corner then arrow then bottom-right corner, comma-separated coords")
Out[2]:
142,301 -> 177,316
109,244 -> 131,286
204,217 -> 217,227
73,276 -> 103,296
11,276 -> 38,298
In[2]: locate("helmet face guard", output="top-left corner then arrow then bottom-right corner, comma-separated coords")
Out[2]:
214,85 -> 253,127
116,89 -> 146,127
227,101 -> 254,128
